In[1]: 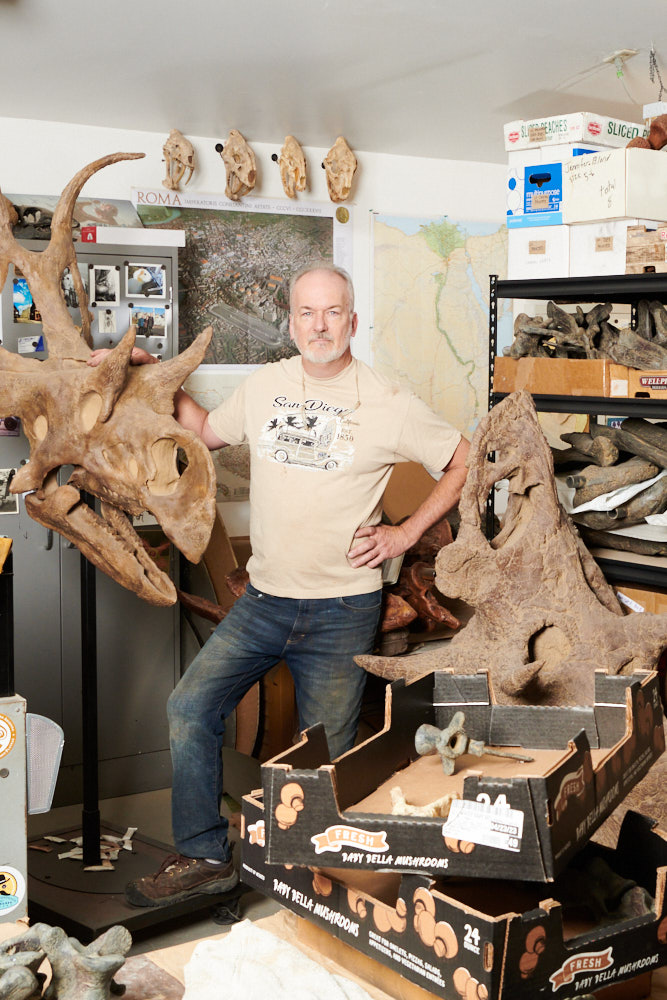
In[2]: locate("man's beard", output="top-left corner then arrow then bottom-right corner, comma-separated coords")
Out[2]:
300,334 -> 351,365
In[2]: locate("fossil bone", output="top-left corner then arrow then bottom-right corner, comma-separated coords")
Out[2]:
219,129 -> 256,201
322,136 -> 357,203
356,390 -> 667,707
162,128 -> 195,191
0,922 -> 131,1000
278,135 -> 307,198
389,785 -> 458,818
415,712 -> 534,775
0,153 -> 217,605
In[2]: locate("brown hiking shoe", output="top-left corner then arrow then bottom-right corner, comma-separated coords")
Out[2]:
125,853 -> 238,908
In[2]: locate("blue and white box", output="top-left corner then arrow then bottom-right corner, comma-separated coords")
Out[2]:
507,161 -> 564,228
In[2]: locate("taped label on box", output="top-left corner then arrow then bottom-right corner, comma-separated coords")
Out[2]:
441,798 -> 524,852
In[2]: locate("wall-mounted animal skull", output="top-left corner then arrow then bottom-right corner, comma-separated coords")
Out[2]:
162,129 -> 196,191
219,129 -> 256,201
0,153 -> 217,606
323,136 -> 357,203
278,135 -> 307,199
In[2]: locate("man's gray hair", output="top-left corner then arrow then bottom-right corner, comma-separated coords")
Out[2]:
289,261 -> 355,312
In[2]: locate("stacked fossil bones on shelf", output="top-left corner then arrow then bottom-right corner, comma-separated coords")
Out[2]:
507,299 -> 667,369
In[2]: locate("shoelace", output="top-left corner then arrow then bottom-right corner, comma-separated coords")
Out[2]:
152,853 -> 192,880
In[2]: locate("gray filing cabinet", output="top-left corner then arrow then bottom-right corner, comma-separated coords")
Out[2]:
0,234 -> 184,805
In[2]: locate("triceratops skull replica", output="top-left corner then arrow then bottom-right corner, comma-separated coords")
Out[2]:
357,389 -> 667,708
0,153 -> 216,606
162,128 -> 196,191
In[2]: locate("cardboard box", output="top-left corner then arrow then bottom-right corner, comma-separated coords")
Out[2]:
241,799 -> 667,1000
504,114 -> 647,152
563,149 -> 667,224
569,219 -> 667,277
625,223 -> 667,273
259,670 -> 664,881
507,144 -> 605,168
627,370 -> 667,398
493,357 -> 629,397
507,161 -> 564,228
508,225 -> 570,279
615,583 -> 667,616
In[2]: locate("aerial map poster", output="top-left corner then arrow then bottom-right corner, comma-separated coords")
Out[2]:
133,189 -> 352,367
372,213 -> 509,437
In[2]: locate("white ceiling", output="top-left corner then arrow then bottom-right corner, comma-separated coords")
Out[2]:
0,0 -> 666,163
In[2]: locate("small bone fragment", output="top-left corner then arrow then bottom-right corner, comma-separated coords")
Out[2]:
390,786 -> 458,818
323,136 -> 357,202
278,135 -> 307,198
560,432 -> 618,467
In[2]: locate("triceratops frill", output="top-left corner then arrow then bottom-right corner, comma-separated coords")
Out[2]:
0,153 -> 216,606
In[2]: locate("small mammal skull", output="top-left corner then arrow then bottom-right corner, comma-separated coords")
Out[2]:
323,136 -> 357,203
162,129 -> 195,191
220,129 -> 257,201
278,135 -> 307,199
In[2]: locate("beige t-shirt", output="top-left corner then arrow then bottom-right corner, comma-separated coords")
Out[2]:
208,356 -> 461,598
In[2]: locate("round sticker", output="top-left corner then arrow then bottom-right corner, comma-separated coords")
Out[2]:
0,866 -> 25,914
0,715 -> 16,759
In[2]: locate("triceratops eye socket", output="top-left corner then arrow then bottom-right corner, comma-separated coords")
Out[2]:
33,414 -> 48,440
147,438 -> 180,496
80,391 -> 103,431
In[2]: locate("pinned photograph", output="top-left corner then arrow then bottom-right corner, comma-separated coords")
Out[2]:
61,263 -> 89,309
13,277 -> 41,323
98,309 -> 117,334
126,262 -> 166,298
0,469 -> 18,515
91,264 -> 120,305
129,305 -> 166,336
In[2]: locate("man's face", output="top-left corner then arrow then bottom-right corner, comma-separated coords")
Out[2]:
289,270 -> 357,368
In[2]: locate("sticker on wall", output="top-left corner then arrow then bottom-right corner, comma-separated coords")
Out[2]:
0,713 -> 17,757
98,309 -> 117,335
0,867 -> 27,915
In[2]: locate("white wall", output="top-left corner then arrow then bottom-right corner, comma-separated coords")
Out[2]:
0,117 -> 506,534
0,116 -> 506,365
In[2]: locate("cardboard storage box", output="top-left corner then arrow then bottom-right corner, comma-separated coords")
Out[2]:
563,149 -> 667,224
504,114 -> 647,152
493,356 -> 629,397
507,225 -> 570,279
627,370 -> 667,398
507,143 -> 604,169
507,161 -> 564,228
260,670 -> 664,881
616,583 -> 667,616
569,219 -> 667,277
241,800 -> 667,1000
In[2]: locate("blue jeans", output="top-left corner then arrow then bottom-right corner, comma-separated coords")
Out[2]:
167,583 -> 382,861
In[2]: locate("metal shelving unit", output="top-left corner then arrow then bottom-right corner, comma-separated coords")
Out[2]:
488,272 -> 667,588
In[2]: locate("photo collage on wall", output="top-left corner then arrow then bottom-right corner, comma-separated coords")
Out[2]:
11,259 -> 170,356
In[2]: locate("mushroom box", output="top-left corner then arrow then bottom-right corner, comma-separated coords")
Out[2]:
260,670 -> 664,881
241,799 -> 667,1000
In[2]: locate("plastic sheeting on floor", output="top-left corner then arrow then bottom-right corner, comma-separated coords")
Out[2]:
183,919 -> 375,1000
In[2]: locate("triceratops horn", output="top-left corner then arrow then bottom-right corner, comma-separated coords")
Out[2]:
90,325 -> 136,421
149,327 -> 213,408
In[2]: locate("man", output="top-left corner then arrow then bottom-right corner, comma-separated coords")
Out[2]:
122,262 -> 469,907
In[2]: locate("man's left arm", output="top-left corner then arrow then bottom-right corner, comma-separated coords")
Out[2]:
346,437 -> 470,569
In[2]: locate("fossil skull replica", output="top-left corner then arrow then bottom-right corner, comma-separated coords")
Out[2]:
0,153 -> 217,606
162,128 -> 195,191
219,129 -> 256,201
322,136 -> 357,203
278,135 -> 307,199
357,390 -> 667,707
